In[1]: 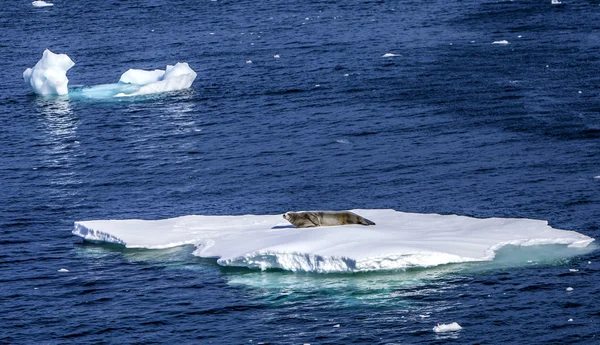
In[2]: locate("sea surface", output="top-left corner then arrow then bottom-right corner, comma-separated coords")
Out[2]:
2,0 -> 600,343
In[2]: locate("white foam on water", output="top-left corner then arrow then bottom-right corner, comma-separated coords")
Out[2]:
32,1 -> 53,7
72,209 -> 594,273
433,322 -> 462,333
23,49 -> 74,96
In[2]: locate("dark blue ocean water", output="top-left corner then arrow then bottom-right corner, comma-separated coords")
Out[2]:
2,0 -> 600,343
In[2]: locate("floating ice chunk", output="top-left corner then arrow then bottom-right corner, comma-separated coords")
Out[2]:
32,1 -> 53,7
382,53 -> 400,57
246,60 -> 253,64
73,209 -> 595,273
551,0 -> 562,4
119,69 -> 165,85
58,268 -> 69,272
333,324 -> 340,328
23,49 -> 74,96
273,54 -> 280,58
492,40 -> 510,45
566,287 -> 574,291
433,322 -> 462,333
116,62 -> 197,97
568,318 -> 573,322
569,268 -> 579,272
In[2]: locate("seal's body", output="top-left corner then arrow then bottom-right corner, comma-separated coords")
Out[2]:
283,211 -> 376,228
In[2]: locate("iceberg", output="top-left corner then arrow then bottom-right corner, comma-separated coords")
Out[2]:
32,1 -> 54,7
433,322 -> 462,333
23,49 -> 74,96
72,209 -> 594,273
24,50 -> 197,98
115,63 -> 197,97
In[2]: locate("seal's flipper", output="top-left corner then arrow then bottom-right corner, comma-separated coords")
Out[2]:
305,212 -> 320,227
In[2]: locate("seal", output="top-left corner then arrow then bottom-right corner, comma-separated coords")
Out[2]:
283,211 -> 376,228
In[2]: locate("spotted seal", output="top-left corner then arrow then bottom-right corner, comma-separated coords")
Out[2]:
283,211 -> 376,228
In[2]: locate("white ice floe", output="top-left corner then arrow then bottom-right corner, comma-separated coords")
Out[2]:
23,49 -> 74,96
115,62 -> 197,97
566,287 -> 574,291
72,209 -> 595,273
492,40 -> 510,45
58,268 -> 69,272
433,322 -> 462,333
32,1 -> 53,7
25,50 -> 197,98
382,53 -> 400,57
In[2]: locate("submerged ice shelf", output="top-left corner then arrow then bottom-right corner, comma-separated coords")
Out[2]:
72,209 -> 594,273
24,50 -> 196,98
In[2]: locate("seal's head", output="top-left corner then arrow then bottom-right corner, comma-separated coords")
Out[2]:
283,212 -> 295,222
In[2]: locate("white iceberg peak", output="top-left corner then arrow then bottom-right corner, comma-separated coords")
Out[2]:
23,49 -> 75,96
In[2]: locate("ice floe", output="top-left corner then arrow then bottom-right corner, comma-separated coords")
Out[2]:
433,322 -> 462,333
492,40 -> 510,45
115,62 -> 197,97
24,50 -> 196,98
72,209 -> 594,273
382,53 -> 400,57
32,1 -> 53,7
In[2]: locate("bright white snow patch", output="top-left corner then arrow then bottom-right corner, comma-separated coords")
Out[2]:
72,209 -> 594,273
32,1 -> 53,7
433,322 -> 462,333
492,40 -> 510,45
23,49 -> 74,96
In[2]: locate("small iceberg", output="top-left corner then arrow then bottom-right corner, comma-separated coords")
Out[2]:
382,53 -> 400,57
72,209 -> 595,273
492,40 -> 510,45
23,49 -> 74,96
433,322 -> 462,333
114,63 -> 197,97
24,50 -> 197,98
32,1 -> 53,7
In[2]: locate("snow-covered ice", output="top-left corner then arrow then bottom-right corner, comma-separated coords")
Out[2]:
23,49 -> 74,96
72,209 -> 594,273
25,50 -> 197,98
115,62 -> 197,97
433,322 -> 462,333
32,1 -> 53,7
